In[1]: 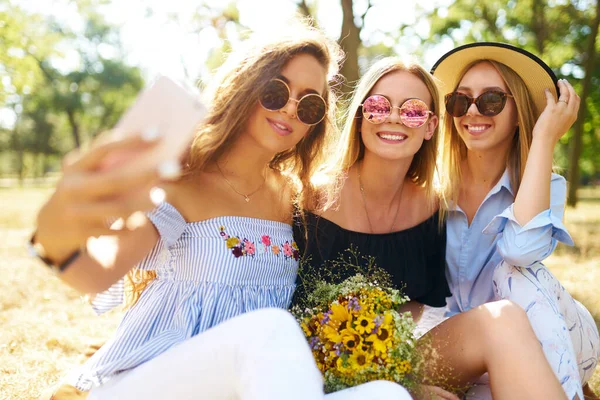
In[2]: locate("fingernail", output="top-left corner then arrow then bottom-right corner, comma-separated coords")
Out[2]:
157,159 -> 181,180
141,126 -> 160,142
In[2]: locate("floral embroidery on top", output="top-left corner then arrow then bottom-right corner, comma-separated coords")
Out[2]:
219,226 -> 299,260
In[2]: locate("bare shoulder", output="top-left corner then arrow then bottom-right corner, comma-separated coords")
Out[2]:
159,175 -> 213,222
404,181 -> 439,224
269,169 -> 297,219
318,172 -> 351,224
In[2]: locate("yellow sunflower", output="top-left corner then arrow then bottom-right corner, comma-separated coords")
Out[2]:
330,303 -> 351,324
348,348 -> 373,371
341,332 -> 361,351
367,325 -> 392,354
322,324 -> 342,343
355,315 -> 375,335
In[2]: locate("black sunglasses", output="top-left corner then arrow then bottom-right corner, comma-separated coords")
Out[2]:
444,90 -> 514,118
259,79 -> 327,126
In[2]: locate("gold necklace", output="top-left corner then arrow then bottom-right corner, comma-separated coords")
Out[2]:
216,162 -> 267,202
357,162 -> 404,234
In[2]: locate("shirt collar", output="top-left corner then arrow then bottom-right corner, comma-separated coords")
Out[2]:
448,168 -> 514,212
492,168 -> 514,197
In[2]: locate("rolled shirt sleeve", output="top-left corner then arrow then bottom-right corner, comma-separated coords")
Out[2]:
482,173 -> 574,267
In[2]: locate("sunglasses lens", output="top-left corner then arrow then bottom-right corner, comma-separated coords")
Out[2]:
445,92 -> 469,117
362,95 -> 390,124
478,91 -> 506,116
297,94 -> 326,125
400,99 -> 431,128
260,80 -> 289,111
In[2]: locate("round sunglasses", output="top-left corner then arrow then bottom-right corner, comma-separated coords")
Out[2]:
445,90 -> 514,118
360,95 -> 433,128
259,78 -> 327,126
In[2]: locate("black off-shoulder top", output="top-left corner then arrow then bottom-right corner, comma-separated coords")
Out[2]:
293,211 -> 451,307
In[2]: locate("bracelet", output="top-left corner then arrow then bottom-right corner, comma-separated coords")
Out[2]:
27,232 -> 82,274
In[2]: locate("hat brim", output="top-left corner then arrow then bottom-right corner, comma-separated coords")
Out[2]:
430,42 -> 559,119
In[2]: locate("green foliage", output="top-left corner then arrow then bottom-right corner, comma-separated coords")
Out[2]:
0,0 -> 144,178
1,0 -> 598,184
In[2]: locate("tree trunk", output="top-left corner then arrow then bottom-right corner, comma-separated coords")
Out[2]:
66,108 -> 81,148
567,0 -> 600,206
10,109 -> 25,185
531,0 -> 548,55
338,0 -> 361,99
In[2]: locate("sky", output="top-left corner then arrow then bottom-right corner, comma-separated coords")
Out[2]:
18,0 -> 455,82
4,0 -> 455,127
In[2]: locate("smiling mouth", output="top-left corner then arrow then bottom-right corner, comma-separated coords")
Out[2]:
465,124 -> 491,135
377,132 -> 407,142
267,118 -> 293,135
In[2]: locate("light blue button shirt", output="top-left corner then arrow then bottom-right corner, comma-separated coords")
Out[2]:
445,170 -> 574,316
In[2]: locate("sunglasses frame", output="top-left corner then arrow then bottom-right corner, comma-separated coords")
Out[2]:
359,95 -> 434,128
259,78 -> 327,126
444,90 -> 514,118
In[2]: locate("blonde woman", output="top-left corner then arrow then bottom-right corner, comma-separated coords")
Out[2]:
33,21 -> 412,400
432,42 -> 599,399
295,57 -> 570,400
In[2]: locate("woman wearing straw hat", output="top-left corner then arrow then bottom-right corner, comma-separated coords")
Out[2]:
432,42 -> 600,399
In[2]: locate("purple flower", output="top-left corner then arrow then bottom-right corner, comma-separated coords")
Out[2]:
333,342 -> 343,356
232,246 -> 243,258
348,297 -> 361,312
309,336 -> 321,350
320,310 -> 332,325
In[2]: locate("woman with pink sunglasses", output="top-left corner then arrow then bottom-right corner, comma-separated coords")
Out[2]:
295,56 -> 569,399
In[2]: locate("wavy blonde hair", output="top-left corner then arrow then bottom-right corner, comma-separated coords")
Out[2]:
437,60 -> 536,209
315,57 -> 441,212
125,19 -> 343,307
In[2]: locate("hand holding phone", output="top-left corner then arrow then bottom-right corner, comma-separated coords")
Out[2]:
101,75 -> 208,176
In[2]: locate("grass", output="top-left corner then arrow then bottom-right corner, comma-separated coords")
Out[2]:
0,186 -> 598,399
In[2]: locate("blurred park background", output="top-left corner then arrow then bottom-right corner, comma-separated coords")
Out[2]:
1,0 -> 599,398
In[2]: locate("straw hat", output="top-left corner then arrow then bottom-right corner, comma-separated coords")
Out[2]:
430,42 -> 559,118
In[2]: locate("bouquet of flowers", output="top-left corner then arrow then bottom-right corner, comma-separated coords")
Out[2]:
291,248 -> 420,393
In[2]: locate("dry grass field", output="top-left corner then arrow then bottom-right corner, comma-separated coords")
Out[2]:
1,186 -> 599,399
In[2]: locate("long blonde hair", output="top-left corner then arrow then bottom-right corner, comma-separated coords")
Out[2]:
317,57 -> 441,212
125,19 -> 343,307
438,60 -> 536,208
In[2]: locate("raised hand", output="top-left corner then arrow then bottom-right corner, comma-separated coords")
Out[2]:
532,79 -> 580,145
35,131 -> 177,266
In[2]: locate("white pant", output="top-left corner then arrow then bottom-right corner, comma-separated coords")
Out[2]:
89,308 -> 411,400
464,262 -> 600,400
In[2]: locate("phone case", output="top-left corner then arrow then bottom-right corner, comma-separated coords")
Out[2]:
113,76 -> 207,165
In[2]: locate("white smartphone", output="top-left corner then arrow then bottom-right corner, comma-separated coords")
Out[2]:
105,76 -> 208,173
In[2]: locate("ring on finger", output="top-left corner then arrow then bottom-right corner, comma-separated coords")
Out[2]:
558,99 -> 568,104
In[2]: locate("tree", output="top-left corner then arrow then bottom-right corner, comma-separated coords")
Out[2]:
567,0 -> 600,205
0,0 -> 144,179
